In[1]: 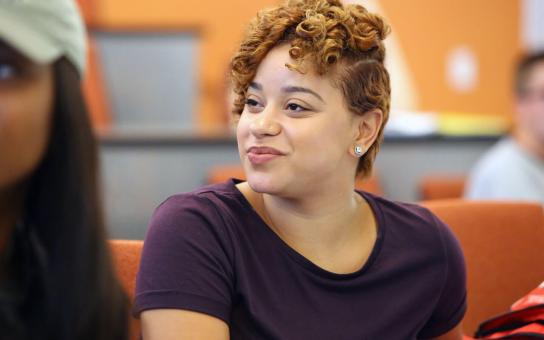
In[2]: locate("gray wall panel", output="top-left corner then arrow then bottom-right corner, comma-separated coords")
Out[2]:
100,138 -> 496,239
95,32 -> 197,131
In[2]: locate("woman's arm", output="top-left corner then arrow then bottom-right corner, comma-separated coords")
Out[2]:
141,309 -> 229,340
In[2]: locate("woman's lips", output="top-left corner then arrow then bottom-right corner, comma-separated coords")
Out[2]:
247,146 -> 285,165
247,153 -> 281,164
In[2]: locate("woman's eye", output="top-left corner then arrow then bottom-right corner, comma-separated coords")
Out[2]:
0,64 -> 17,80
286,103 -> 307,112
245,98 -> 260,107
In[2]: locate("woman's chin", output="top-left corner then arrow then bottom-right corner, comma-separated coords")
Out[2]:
246,172 -> 283,194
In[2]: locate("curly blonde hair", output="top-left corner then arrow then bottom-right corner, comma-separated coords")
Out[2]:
230,0 -> 391,177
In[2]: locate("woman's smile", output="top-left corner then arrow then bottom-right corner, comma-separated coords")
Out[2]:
247,146 -> 286,165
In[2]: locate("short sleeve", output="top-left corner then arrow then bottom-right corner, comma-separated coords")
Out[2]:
133,194 -> 235,324
418,215 -> 467,339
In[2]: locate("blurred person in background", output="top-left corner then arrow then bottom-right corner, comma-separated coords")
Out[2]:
135,0 -> 466,339
0,0 -> 129,339
466,51 -> 544,204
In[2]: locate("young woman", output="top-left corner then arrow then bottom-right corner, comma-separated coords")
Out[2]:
135,1 -> 467,339
0,0 -> 129,339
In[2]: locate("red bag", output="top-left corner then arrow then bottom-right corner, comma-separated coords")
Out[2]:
475,281 -> 544,339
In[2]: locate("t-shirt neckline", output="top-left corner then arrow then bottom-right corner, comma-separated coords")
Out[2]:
228,178 -> 385,280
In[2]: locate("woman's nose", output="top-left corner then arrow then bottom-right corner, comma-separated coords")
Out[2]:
249,109 -> 281,137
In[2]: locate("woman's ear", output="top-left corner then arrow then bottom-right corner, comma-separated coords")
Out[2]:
350,109 -> 383,157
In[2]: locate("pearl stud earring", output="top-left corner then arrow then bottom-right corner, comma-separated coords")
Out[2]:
354,145 -> 364,156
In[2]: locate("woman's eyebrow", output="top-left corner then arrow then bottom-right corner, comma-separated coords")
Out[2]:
249,82 -> 325,103
281,85 -> 325,103
249,81 -> 263,91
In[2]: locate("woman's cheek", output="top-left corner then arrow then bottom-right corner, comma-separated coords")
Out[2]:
0,67 -> 53,189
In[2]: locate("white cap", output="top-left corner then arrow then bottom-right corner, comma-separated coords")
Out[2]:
0,0 -> 87,75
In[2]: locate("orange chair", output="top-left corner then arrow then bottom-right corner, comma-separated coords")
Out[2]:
108,203 -> 542,339
207,164 -> 246,184
420,176 -> 467,200
110,240 -> 144,340
207,164 -> 384,195
422,200 -> 544,336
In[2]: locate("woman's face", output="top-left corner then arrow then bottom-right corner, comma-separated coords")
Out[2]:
237,44 -> 371,197
517,61 -> 544,144
0,41 -> 54,192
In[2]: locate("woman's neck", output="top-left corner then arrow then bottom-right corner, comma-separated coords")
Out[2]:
265,188 -> 361,236
238,178 -> 378,274
240,178 -> 370,251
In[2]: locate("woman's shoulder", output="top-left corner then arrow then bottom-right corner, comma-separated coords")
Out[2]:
147,180 -> 247,246
363,192 -> 440,226
362,192 -> 466,295
361,192 -> 459,249
136,182 -> 239,319
155,180 -> 244,221
141,181 -> 244,271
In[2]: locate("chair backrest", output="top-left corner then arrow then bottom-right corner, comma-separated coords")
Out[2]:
110,240 -> 144,340
421,200 -> 544,336
420,176 -> 466,200
207,164 -> 384,195
207,164 -> 246,184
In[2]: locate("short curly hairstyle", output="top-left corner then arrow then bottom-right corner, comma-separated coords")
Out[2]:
230,0 -> 391,177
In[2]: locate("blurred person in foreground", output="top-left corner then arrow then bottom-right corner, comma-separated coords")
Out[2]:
0,0 -> 129,338
135,0 -> 467,339
466,51 -> 544,203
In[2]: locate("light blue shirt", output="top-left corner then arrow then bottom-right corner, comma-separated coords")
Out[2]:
465,138 -> 544,204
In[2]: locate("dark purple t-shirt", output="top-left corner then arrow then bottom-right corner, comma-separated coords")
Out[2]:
134,179 -> 466,339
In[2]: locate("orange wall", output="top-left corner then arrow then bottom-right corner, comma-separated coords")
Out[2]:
82,0 -> 278,132
77,0 -> 96,26
80,0 -> 521,129
380,0 -> 520,117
